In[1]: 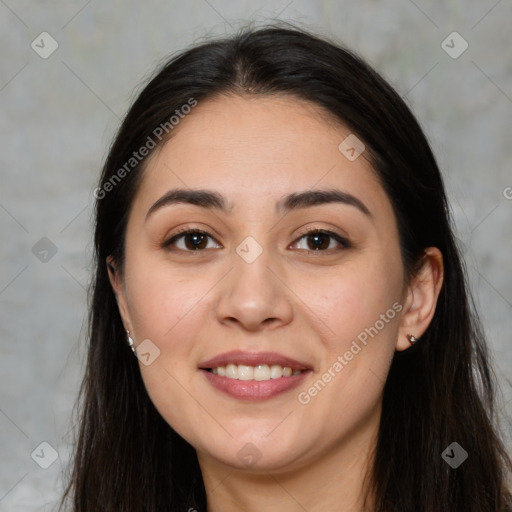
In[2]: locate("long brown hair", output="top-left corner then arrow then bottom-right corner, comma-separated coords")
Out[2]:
59,24 -> 512,511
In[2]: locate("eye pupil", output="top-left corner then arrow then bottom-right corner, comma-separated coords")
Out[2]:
185,233 -> 207,250
168,229 -> 344,253
308,233 -> 329,250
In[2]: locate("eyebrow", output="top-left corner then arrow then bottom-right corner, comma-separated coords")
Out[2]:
145,187 -> 371,221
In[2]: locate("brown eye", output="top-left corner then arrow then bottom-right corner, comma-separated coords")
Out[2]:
163,229 -> 220,251
292,230 -> 349,251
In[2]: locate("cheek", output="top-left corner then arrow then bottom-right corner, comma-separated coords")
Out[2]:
295,255 -> 403,402
126,260 -> 211,340
122,236 -> 404,454
124,265 -> 214,440
300,255 -> 403,347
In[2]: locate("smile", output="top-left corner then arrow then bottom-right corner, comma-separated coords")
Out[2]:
208,364 -> 303,380
199,351 -> 312,401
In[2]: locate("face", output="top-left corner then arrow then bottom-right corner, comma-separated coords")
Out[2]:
110,94 -> 421,474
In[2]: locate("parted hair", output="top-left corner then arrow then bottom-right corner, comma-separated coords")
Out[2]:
60,24 -> 512,511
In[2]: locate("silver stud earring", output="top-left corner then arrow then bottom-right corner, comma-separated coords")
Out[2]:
126,330 -> 137,355
407,334 -> 418,345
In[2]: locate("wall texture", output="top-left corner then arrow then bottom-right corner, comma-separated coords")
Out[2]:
1,1 -> 511,510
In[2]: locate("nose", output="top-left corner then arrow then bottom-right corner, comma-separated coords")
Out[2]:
215,249 -> 294,332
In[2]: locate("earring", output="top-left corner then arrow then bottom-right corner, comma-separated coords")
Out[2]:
126,330 -> 137,355
407,334 -> 418,345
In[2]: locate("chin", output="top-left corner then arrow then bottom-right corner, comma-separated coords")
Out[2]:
194,431 -> 312,474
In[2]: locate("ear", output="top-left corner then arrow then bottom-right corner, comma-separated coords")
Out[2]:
107,255 -> 133,333
396,247 -> 444,351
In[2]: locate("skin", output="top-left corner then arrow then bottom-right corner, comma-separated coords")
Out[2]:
108,94 -> 443,512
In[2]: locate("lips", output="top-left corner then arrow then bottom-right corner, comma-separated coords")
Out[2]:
198,350 -> 312,401
198,350 -> 312,372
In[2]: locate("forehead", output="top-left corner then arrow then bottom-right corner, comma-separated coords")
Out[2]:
134,93 -> 389,217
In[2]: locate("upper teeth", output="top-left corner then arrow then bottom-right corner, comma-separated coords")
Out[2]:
210,364 -> 301,381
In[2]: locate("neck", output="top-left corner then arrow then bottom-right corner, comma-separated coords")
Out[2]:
198,406 -> 380,512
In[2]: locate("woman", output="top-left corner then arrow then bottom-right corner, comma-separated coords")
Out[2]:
59,25 -> 512,511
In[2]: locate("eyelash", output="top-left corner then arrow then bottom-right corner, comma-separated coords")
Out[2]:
162,227 -> 351,253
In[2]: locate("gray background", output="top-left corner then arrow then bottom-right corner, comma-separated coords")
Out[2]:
1,1 -> 511,510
